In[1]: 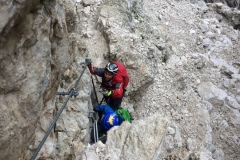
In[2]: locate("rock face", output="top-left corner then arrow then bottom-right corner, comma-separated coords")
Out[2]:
204,0 -> 240,9
106,114 -> 167,160
0,0 -> 240,160
82,114 -> 168,160
0,0 -> 85,159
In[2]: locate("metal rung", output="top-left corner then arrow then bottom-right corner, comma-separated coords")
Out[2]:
56,91 -> 79,97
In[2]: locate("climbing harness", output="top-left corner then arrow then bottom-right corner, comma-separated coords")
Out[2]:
30,63 -> 87,160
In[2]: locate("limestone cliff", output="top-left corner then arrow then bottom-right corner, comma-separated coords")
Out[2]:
0,0 -> 239,160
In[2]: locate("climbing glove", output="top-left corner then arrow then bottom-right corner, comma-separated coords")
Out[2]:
102,90 -> 113,96
85,58 -> 92,66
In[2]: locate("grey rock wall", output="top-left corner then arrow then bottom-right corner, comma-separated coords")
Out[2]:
82,0 -> 240,159
0,0 -> 84,159
0,0 -> 240,160
204,0 -> 240,9
0,0 -> 40,36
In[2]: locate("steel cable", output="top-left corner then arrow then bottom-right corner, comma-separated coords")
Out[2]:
30,64 -> 87,160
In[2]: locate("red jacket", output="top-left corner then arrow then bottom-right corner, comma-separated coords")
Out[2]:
88,61 -> 129,98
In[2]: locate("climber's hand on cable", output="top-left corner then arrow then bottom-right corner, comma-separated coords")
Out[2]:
85,58 -> 92,66
102,90 -> 113,96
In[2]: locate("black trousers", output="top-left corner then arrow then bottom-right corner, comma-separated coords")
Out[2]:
104,96 -> 123,111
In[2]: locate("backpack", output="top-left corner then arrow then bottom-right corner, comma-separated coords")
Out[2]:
116,108 -> 132,123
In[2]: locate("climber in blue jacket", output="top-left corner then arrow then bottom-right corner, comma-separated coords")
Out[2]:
94,104 -> 123,132
91,104 -> 123,143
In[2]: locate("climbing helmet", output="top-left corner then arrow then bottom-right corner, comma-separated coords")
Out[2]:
105,62 -> 118,74
101,111 -> 123,132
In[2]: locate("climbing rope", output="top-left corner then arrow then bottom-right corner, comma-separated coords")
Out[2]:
30,63 -> 87,160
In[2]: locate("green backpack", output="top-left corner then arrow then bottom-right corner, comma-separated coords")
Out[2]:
116,108 -> 132,123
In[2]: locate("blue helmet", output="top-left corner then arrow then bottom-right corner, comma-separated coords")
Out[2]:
101,112 -> 123,132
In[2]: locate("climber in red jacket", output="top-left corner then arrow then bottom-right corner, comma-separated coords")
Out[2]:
85,58 -> 129,110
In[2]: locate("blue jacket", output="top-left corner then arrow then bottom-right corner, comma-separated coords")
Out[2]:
95,104 -> 114,114
94,104 -> 123,132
